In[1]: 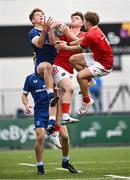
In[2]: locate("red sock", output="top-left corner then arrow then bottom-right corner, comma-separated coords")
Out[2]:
54,124 -> 61,132
61,103 -> 70,113
83,96 -> 90,103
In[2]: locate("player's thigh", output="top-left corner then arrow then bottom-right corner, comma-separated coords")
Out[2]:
77,68 -> 93,80
69,53 -> 86,66
58,78 -> 74,92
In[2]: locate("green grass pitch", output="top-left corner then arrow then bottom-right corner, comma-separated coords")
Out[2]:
0,146 -> 130,179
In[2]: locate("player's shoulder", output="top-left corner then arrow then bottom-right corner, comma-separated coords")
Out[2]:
28,27 -> 40,37
25,73 -> 36,81
28,27 -> 34,34
29,26 -> 37,32
86,27 -> 99,39
27,73 -> 34,78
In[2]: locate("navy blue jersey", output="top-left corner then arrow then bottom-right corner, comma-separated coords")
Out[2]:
23,73 -> 49,111
28,27 -> 57,66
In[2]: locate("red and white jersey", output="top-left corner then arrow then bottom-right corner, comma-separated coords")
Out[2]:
80,26 -> 114,70
54,31 -> 85,74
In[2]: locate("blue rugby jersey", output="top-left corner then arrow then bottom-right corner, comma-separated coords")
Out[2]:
23,73 -> 49,111
28,27 -> 57,66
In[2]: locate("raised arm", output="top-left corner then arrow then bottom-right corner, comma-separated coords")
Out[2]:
34,16 -> 54,48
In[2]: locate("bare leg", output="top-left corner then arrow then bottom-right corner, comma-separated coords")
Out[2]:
57,79 -> 79,124
56,90 -> 78,173
77,68 -> 94,114
69,53 -> 87,72
58,78 -> 73,109
60,126 -> 69,156
35,128 -> 45,162
38,62 -> 54,90
56,89 -> 63,124
77,68 -> 93,97
38,62 -> 59,128
56,90 -> 69,154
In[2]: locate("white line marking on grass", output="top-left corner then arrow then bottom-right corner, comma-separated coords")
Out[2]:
105,175 -> 130,179
56,178 -> 107,180
18,160 -> 130,166
55,167 -> 83,173
18,163 -> 36,166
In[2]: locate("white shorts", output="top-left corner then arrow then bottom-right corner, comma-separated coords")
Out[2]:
83,53 -> 112,77
53,65 -> 74,85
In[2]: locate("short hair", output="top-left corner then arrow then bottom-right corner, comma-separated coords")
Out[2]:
71,11 -> 84,21
84,11 -> 100,26
29,8 -> 44,22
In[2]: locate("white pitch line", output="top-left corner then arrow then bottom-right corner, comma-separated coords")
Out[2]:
18,163 -> 36,166
55,167 -> 83,173
18,160 -> 130,166
105,175 -> 130,179
56,179 -> 104,180
18,163 -> 129,172
18,163 -> 83,172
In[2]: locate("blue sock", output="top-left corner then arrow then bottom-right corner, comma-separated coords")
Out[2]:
48,119 -> 56,127
48,92 -> 55,101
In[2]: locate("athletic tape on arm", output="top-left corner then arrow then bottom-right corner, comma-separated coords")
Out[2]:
77,44 -> 83,50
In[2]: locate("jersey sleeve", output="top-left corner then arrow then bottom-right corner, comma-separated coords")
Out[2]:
23,75 -> 31,94
28,29 -> 39,44
80,33 -> 92,48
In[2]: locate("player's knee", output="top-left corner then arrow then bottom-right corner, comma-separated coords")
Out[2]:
77,72 -> 82,82
38,62 -> 52,74
69,55 -> 76,65
37,134 -> 45,144
45,63 -> 52,71
61,134 -> 69,143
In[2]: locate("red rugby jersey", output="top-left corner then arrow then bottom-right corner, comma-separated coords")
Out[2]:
54,31 -> 85,74
80,26 -> 114,70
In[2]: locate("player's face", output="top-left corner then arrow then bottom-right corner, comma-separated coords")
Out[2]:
32,11 -> 44,25
71,16 -> 83,27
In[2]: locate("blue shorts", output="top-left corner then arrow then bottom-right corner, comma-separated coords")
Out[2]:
34,110 -> 49,129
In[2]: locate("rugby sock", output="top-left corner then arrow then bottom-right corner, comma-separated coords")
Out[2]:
37,161 -> 43,166
48,116 -> 56,127
37,162 -> 45,173
62,156 -> 69,162
83,95 -> 90,103
47,89 -> 54,100
54,124 -> 61,132
61,103 -> 70,113
49,116 -> 56,121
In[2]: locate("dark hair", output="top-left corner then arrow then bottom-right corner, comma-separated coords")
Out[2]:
84,11 -> 100,26
71,11 -> 84,21
29,8 -> 44,22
